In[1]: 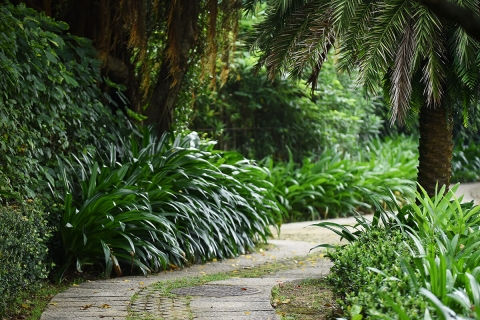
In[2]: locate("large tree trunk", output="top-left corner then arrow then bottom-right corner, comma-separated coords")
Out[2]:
417,103 -> 453,197
144,0 -> 200,134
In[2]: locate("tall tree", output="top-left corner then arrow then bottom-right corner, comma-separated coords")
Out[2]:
13,0 -> 242,134
246,0 -> 480,196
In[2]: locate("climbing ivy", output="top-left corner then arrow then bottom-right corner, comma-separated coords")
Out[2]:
0,3 -> 127,197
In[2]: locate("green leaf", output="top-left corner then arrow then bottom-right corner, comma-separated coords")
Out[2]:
45,50 -> 57,64
62,72 -> 79,87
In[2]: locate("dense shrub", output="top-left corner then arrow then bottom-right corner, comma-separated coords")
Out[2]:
316,185 -> 480,319
327,228 -> 430,319
0,3 -> 127,197
48,127 -> 281,279
0,199 -> 51,315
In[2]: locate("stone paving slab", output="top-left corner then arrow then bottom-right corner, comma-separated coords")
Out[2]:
54,291 -> 132,298
191,300 -> 273,311
187,267 -> 329,320
41,317 -> 125,320
45,300 -> 130,307
207,277 -> 287,287
192,311 -> 278,319
41,310 -> 127,318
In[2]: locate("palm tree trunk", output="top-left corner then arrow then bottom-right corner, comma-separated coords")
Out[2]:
417,103 -> 453,197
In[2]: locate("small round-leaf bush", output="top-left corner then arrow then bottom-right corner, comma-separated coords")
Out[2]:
0,199 -> 51,315
326,228 -> 432,319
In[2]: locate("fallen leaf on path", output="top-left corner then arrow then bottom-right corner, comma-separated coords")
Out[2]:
48,302 -> 58,306
99,304 -> 111,309
80,304 -> 93,310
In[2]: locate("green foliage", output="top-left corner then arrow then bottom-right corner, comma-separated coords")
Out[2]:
48,127 -> 280,279
264,135 -> 417,222
0,3 -> 125,197
326,228 -> 431,319
0,198 -> 51,315
452,139 -> 480,182
191,51 -> 383,162
316,185 -> 480,319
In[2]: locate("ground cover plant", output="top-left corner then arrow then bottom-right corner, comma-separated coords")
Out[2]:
314,185 -> 480,319
47,126 -> 281,280
263,136 -> 417,222
271,278 -> 340,320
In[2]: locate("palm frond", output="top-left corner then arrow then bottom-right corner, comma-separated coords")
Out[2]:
331,0 -> 362,33
357,0 -> 411,93
284,2 -> 335,81
250,0 -> 331,79
336,1 -> 375,73
390,18 -> 415,125
413,5 -> 447,107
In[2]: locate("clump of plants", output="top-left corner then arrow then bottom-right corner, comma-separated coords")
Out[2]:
263,135 -> 417,222
314,184 -> 480,319
48,126 -> 281,280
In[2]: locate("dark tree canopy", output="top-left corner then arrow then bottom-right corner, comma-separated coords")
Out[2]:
13,0 -> 242,133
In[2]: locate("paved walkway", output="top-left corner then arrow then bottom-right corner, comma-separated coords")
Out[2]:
40,182 -> 480,320
41,240 -> 333,320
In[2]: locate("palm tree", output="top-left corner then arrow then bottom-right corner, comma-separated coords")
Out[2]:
246,0 -> 480,196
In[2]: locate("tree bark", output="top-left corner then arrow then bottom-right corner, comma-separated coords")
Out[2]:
417,103 -> 453,197
144,1 -> 200,134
